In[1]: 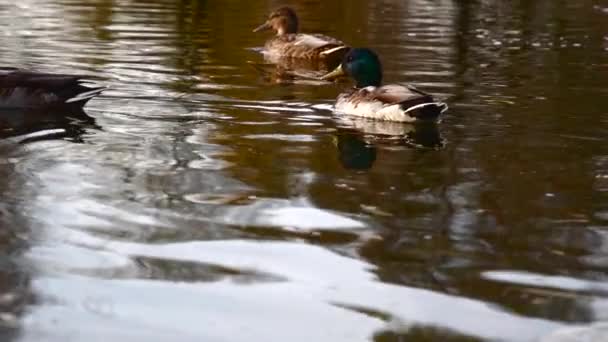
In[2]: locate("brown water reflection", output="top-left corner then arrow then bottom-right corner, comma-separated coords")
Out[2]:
0,0 -> 607,341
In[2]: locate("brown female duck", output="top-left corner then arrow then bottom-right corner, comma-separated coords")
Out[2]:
253,7 -> 350,67
0,68 -> 104,110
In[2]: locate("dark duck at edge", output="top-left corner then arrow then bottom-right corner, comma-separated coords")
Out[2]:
0,67 -> 104,110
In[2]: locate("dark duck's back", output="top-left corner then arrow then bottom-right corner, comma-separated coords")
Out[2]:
0,68 -> 104,110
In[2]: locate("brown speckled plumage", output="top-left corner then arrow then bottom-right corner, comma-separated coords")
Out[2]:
254,7 -> 350,66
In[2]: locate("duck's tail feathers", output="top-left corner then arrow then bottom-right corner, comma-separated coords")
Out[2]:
320,45 -> 351,69
65,83 -> 106,106
320,45 -> 350,57
404,101 -> 448,122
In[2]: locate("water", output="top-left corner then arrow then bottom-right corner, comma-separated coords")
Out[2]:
0,0 -> 607,341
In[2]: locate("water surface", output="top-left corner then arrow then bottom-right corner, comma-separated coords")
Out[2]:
0,0 -> 607,341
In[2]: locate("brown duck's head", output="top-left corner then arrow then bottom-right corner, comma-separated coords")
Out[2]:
253,7 -> 299,36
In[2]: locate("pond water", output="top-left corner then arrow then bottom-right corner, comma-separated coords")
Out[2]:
0,0 -> 607,341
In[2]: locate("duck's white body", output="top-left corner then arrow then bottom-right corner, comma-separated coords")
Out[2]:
333,85 -> 447,123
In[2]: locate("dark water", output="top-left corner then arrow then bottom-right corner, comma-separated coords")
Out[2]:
0,0 -> 607,341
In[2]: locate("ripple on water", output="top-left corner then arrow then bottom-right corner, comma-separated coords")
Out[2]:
187,156 -> 233,171
24,244 -> 137,278
242,134 -> 316,142
482,270 -> 608,296
0,0 -> 606,341
217,198 -> 366,232
22,228 -> 563,342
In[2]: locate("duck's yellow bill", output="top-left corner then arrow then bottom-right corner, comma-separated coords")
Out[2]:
253,22 -> 270,33
321,64 -> 345,81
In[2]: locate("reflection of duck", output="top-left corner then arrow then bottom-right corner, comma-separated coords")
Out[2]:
0,68 -> 104,110
249,58 -> 334,85
334,132 -> 377,170
253,7 -> 349,69
0,106 -> 99,143
336,116 -> 443,148
334,117 -> 443,170
322,49 -> 448,123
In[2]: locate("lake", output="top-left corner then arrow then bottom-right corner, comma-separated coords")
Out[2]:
0,0 -> 607,341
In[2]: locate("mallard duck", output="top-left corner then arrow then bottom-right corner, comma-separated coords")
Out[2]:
0,68 -> 104,110
253,7 -> 350,67
321,48 -> 448,123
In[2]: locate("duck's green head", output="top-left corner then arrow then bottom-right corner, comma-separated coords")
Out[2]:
322,48 -> 383,88
253,7 -> 299,36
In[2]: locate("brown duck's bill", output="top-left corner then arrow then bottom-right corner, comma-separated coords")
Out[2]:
253,22 -> 271,33
321,64 -> 345,81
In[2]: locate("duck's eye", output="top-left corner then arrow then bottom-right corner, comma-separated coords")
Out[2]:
347,56 -> 353,62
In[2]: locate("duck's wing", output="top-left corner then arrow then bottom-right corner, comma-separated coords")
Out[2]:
294,34 -> 340,48
373,85 -> 434,106
300,34 -> 350,65
373,84 -> 447,120
0,69 -> 104,108
268,34 -> 349,64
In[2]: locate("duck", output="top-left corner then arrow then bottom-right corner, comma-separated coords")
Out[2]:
321,48 -> 447,123
253,7 -> 350,68
0,67 -> 104,110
